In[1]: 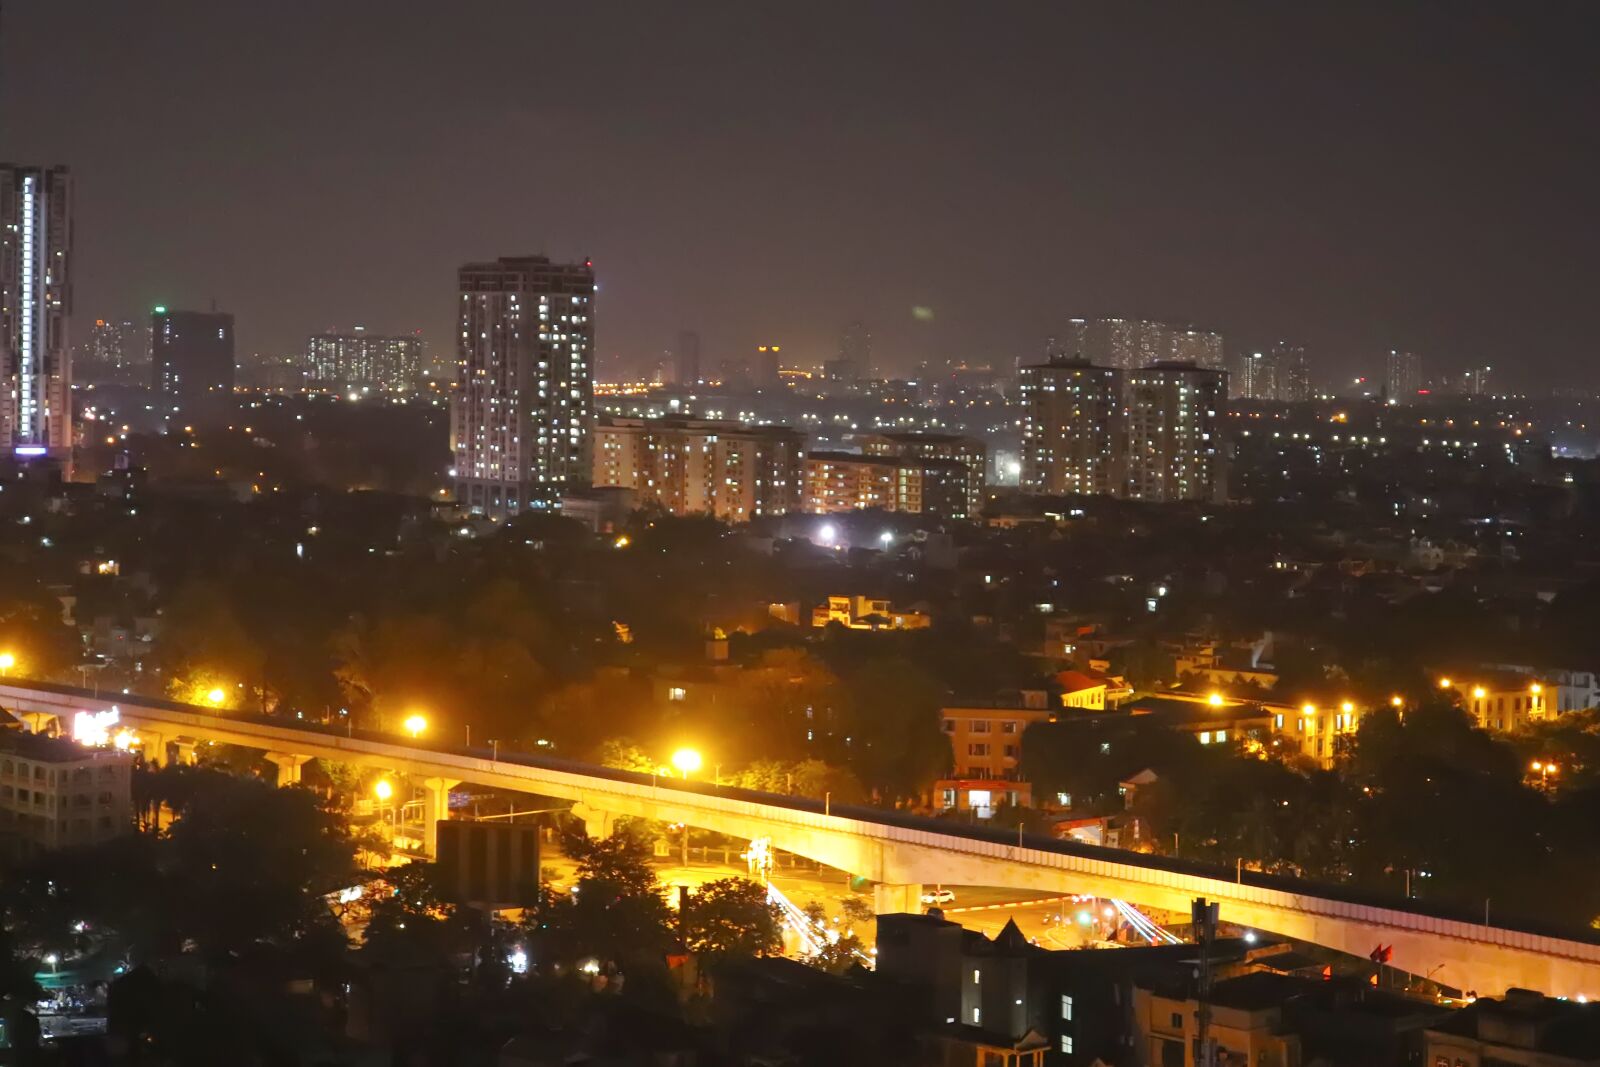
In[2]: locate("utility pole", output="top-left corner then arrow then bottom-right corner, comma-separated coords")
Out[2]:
1193,897 -> 1219,1067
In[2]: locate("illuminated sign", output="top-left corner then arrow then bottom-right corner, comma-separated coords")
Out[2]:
72,707 -> 121,746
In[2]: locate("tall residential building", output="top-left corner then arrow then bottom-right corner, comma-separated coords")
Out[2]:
1124,361 -> 1226,503
0,165 -> 72,459
1384,349 -> 1422,401
151,308 -> 235,413
1167,327 -> 1226,371
754,344 -> 782,388
453,255 -> 595,518
1272,341 -> 1311,401
1233,343 -> 1310,402
591,416 -> 803,520
1232,351 -> 1274,400
305,328 -> 423,390
1018,359 -> 1123,496
858,432 -> 986,519
80,319 -> 149,378
1462,365 -> 1492,396
674,330 -> 701,386
1057,319 -> 1217,372
838,320 -> 873,380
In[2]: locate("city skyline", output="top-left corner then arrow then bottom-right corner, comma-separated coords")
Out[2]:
2,3 -> 1597,388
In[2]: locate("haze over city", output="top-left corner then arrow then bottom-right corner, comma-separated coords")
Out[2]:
2,1 -> 1597,385
2,4 -> 1600,1065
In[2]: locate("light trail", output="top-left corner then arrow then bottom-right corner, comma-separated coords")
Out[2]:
764,881 -> 874,967
1112,898 -> 1184,945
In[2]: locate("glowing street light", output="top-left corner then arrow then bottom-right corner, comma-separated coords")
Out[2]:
1390,695 -> 1404,708
1472,686 -> 1487,700
1438,677 -> 1452,689
404,714 -> 427,739
206,687 -> 226,706
0,651 -> 14,675
1206,692 -> 1224,707
373,779 -> 394,802
671,748 -> 703,777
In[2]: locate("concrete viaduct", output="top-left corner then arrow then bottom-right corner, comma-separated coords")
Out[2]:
3,679 -> 1598,1000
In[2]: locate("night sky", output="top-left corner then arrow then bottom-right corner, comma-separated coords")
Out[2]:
3,2 -> 1596,386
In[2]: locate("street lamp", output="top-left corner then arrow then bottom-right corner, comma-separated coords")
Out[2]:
404,713 -> 427,739
1531,760 -> 1558,792
671,748 -> 703,777
373,779 -> 394,802
0,651 -> 14,675
206,687 -> 226,706
1206,692 -> 1224,707
1390,695 -> 1404,708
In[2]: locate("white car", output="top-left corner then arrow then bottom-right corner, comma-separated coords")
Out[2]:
920,888 -> 956,905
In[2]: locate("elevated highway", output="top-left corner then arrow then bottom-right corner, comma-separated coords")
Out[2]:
3,679 -> 1598,998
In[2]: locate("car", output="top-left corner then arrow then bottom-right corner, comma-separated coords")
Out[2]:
920,888 -> 956,905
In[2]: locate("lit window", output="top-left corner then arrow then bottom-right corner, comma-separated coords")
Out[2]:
1061,994 -> 1073,1020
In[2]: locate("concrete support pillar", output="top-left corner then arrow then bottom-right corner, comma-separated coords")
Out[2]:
139,732 -> 169,766
264,752 -> 310,787
873,882 -> 925,916
17,711 -> 61,737
569,801 -> 616,840
421,777 -> 460,859
172,740 -> 197,766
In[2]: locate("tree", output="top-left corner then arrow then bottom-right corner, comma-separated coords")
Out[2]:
838,658 -> 950,798
362,861 -> 483,964
682,878 -> 781,960
538,825 -> 674,966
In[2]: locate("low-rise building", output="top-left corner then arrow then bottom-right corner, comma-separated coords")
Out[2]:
857,431 -> 986,519
811,595 -> 931,631
1437,671 -> 1550,731
592,416 -> 805,520
1425,988 -> 1600,1067
1055,671 -> 1108,711
0,727 -> 134,857
935,700 -> 1054,816
1487,663 -> 1600,715
805,450 -> 977,520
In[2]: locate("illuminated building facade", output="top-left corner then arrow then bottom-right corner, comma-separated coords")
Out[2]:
591,415 -> 803,520
804,450 -> 974,518
151,308 -> 235,413
1056,318 -> 1222,372
1018,359 -> 1123,496
0,165 -> 72,460
1233,342 -> 1309,401
1124,361 -> 1226,502
0,731 -> 132,854
453,255 -> 595,517
305,328 -> 423,390
858,432 -> 985,519
1384,349 -> 1422,401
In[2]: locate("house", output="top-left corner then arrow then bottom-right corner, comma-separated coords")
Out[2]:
811,595 -> 932,631
1055,671 -> 1108,712
935,700 -> 1054,816
1425,988 -> 1600,1067
1436,671 -> 1550,731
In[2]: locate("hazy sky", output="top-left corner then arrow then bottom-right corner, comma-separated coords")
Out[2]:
3,2 -> 1596,386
